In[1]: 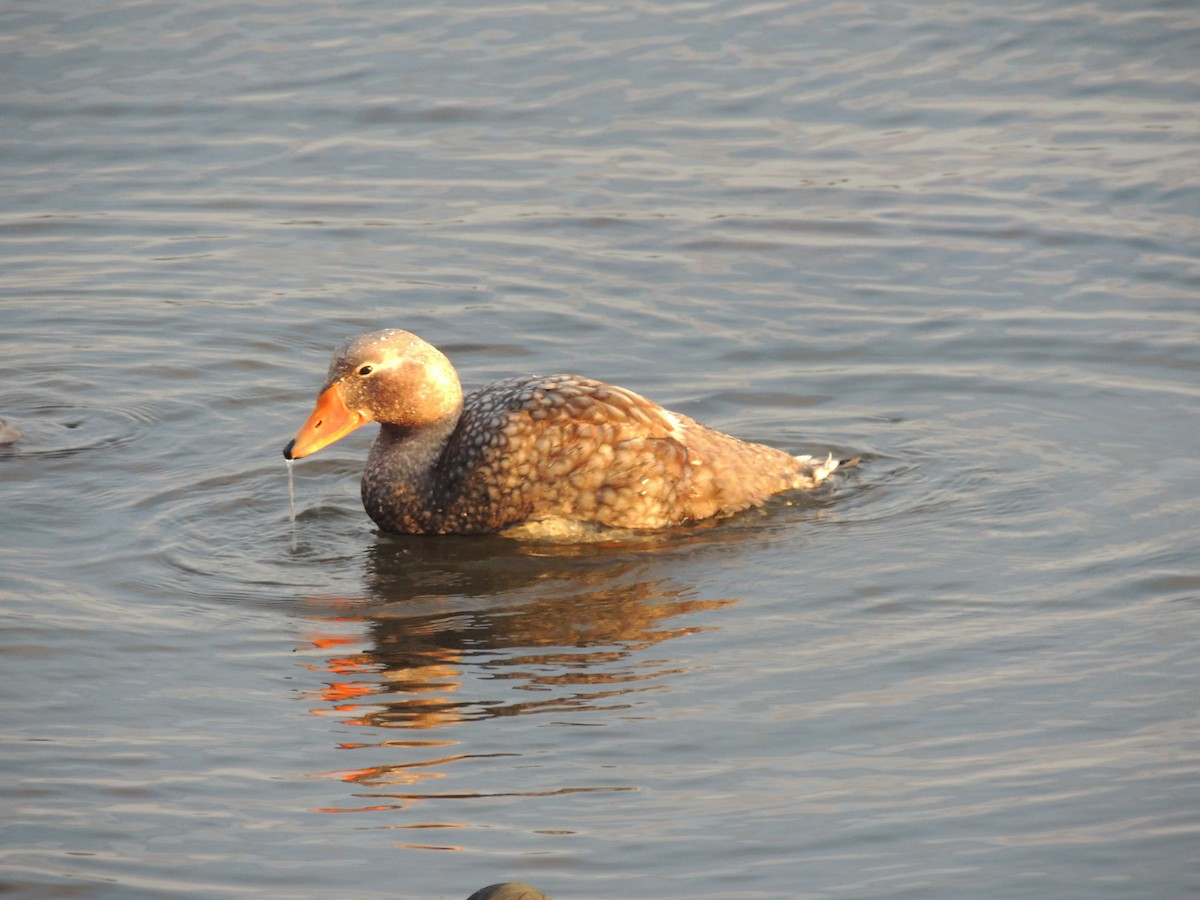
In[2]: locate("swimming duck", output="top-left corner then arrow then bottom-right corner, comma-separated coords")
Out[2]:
466,884 -> 551,900
0,418 -> 21,446
283,329 -> 851,535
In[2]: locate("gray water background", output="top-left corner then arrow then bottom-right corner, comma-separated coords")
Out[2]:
2,1 -> 1198,897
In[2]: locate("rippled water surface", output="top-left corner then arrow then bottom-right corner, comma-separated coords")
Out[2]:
2,1 -> 1199,897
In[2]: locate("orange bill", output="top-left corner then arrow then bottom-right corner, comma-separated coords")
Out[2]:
283,384 -> 366,459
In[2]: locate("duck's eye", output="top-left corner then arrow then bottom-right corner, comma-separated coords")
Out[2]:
357,365 -> 374,377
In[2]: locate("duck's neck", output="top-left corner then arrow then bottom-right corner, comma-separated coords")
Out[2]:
361,413 -> 460,533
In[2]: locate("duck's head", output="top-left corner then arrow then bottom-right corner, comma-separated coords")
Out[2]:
282,329 -> 463,460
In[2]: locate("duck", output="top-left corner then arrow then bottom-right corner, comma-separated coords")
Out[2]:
0,418 -> 21,446
466,884 -> 551,900
283,328 -> 854,535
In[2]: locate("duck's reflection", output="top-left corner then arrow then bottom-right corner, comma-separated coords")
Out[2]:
298,532 -> 735,828
304,535 -> 736,731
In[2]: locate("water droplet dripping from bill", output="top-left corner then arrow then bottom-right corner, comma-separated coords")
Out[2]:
286,457 -> 296,523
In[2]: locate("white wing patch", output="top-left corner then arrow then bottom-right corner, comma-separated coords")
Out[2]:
659,409 -> 689,441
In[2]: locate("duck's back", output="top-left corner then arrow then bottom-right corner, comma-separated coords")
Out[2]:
413,374 -> 831,534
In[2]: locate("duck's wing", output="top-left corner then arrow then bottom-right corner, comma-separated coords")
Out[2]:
441,375 -> 815,530
435,376 -> 695,527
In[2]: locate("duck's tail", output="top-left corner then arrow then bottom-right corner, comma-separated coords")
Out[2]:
792,452 -> 862,488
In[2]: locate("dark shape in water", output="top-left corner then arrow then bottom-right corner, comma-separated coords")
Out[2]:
467,883 -> 552,900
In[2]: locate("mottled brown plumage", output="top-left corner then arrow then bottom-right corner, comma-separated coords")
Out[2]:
283,329 -> 848,535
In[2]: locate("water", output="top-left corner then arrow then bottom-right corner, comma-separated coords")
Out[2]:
286,458 -> 296,525
2,0 -> 1199,897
